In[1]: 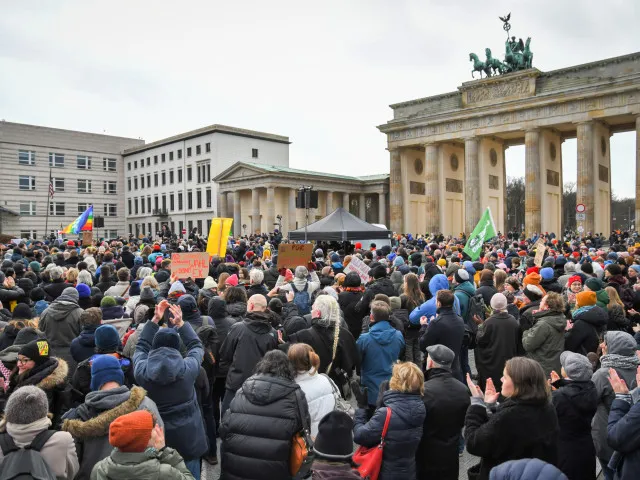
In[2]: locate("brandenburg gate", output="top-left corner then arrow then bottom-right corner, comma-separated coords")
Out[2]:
378,44 -> 640,237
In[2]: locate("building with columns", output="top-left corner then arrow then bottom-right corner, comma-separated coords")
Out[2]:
214,162 -> 388,237
378,52 -> 640,237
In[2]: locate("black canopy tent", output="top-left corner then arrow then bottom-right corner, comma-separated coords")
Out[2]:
288,208 -> 391,242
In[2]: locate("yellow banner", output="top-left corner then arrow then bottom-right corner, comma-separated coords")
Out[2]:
206,218 -> 233,257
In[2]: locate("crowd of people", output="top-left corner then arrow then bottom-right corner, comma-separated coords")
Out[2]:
0,229 -> 639,479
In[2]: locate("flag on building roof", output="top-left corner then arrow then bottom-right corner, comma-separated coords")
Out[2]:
61,205 -> 93,234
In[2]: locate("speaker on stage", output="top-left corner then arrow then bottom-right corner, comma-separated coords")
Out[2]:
295,190 -> 318,209
94,216 -> 104,228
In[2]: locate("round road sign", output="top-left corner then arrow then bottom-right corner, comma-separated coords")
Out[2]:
576,204 -> 586,213
577,225 -> 584,233
182,228 -> 187,235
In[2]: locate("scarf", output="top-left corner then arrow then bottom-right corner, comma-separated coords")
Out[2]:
600,353 -> 640,370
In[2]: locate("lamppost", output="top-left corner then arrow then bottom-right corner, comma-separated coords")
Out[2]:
274,214 -> 282,233
299,185 -> 313,243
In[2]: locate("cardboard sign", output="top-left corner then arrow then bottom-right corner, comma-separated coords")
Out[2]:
277,243 -> 314,269
82,231 -> 93,246
344,255 -> 371,284
533,239 -> 547,267
171,252 -> 210,279
206,218 -> 233,257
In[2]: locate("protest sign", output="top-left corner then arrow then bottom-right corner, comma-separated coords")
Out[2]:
206,218 -> 233,257
533,239 -> 547,267
277,244 -> 314,269
171,252 -> 210,279
82,231 -> 93,246
344,255 -> 371,284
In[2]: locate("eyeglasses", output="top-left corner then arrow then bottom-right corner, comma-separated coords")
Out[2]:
17,358 -> 33,365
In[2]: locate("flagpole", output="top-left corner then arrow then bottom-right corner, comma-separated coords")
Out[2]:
44,167 -> 51,240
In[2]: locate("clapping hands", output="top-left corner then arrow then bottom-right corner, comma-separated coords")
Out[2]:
466,374 -> 499,403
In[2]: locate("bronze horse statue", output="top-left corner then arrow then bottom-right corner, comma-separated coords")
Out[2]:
485,48 -> 506,75
469,53 -> 492,78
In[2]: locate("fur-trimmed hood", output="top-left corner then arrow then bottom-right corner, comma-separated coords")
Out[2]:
62,386 -> 147,438
36,357 -> 69,391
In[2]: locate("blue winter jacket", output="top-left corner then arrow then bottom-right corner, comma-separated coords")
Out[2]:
133,321 -> 207,460
409,274 -> 460,325
356,320 -> 404,405
70,325 -> 98,363
608,397 -> 640,480
489,458 -> 567,480
354,390 -> 425,480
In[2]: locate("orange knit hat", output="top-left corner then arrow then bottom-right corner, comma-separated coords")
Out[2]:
523,272 -> 541,288
576,291 -> 597,308
109,410 -> 154,453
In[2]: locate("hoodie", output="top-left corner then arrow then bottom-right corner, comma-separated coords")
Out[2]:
409,274 -> 460,325
356,320 -> 405,405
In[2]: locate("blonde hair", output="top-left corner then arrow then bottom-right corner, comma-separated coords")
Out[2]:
287,343 -> 321,374
141,276 -> 158,289
312,295 -> 341,374
389,362 -> 424,395
494,269 -> 507,292
66,268 -> 79,284
605,286 -> 625,313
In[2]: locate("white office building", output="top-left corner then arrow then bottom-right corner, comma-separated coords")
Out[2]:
0,121 -> 143,239
122,124 -> 290,238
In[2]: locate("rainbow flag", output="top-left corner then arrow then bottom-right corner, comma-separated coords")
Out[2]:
61,205 -> 94,234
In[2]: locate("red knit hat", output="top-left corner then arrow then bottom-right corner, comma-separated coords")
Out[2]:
355,242 -> 362,250
225,274 -> 239,287
67,240 -> 75,247
246,251 -> 255,259
526,266 -> 540,275
109,410 -> 154,453
153,244 -> 161,252
567,275 -> 582,286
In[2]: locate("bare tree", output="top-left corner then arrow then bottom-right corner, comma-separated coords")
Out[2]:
563,182 -> 577,231
506,177 -> 525,231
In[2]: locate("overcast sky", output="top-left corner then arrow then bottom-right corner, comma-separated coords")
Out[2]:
1,1 -> 638,197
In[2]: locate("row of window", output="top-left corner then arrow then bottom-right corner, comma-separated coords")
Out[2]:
126,162 -> 211,191
19,202 -> 117,217
129,220 -> 208,237
126,143 -> 213,171
128,188 -> 212,215
18,177 -> 116,194
17,229 -> 119,240
18,151 -> 117,171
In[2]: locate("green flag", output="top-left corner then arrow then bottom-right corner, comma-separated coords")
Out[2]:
463,207 -> 497,260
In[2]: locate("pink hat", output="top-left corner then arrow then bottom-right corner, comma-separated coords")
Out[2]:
284,269 -> 294,282
225,274 -> 239,287
155,257 -> 163,265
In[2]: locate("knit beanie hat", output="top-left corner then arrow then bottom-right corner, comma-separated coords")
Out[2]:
330,253 -> 340,263
109,410 -> 154,453
523,284 -> 545,302
152,328 -> 181,351
463,261 -> 476,275
14,327 -> 45,346
454,268 -> 470,284
225,274 -> 239,287
4,386 -> 48,424
168,281 -> 186,295
436,258 -> 447,267
526,266 -> 540,275
18,339 -> 50,366
523,273 -> 541,288
540,268 -> 554,281
139,286 -> 155,303
567,275 -> 582,286
90,354 -> 124,391
129,281 -> 141,297
203,276 -> 216,290
445,263 -> 460,278
29,261 -> 41,273
490,293 -> 508,311
313,411 -> 355,460
76,283 -> 91,299
11,303 -> 33,320
95,325 -> 120,352
560,351 -> 593,381
100,296 -> 117,308
576,291 -> 597,308
585,278 -> 603,292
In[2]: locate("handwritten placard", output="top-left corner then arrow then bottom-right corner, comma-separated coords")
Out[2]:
82,231 -> 93,246
277,244 -> 314,269
343,255 -> 371,284
533,239 -> 547,267
171,252 -> 210,279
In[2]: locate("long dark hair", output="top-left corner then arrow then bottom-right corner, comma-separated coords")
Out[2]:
254,350 -> 295,381
505,357 -> 550,402
402,273 -> 424,312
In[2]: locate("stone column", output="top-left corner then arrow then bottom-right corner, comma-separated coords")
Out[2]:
326,191 -> 333,215
266,187 -> 275,233
502,145 -> 508,232
636,117 -> 640,227
233,190 -> 241,237
251,188 -> 261,234
577,121 -> 595,234
359,193 -> 366,220
288,188 -> 297,233
219,191 -> 228,218
425,143 -> 440,234
525,130 -> 541,236
389,148 -> 403,232
378,192 -> 386,225
464,138 -> 480,233
342,192 -> 350,210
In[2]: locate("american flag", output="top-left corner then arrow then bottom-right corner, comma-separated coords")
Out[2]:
49,175 -> 54,198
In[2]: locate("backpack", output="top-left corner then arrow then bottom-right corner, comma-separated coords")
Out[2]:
458,290 -> 487,348
291,283 -> 311,315
0,430 -> 57,480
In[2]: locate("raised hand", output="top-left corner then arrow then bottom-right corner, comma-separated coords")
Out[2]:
608,368 -> 629,395
550,370 -> 561,384
153,300 -> 170,324
466,373 -> 484,398
351,380 -> 369,408
168,304 -> 184,328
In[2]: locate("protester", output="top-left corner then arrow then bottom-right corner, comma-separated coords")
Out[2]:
311,411 -> 360,479
565,291 -> 608,355
607,366 -> 640,480
70,307 -> 103,364
353,361 -> 426,480
522,292 -> 566,377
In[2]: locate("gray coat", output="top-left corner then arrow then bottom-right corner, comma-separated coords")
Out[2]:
62,386 -> 162,480
521,310 -> 566,376
39,294 -> 83,373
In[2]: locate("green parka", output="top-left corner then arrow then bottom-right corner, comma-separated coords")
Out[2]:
90,447 -> 194,480
521,309 -> 566,376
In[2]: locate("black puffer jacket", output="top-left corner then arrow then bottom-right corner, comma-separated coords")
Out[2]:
465,398 -> 559,480
220,374 -> 308,480
207,297 -> 236,347
475,281 -> 498,306
354,390 -> 425,480
338,289 -> 364,340
354,278 -> 397,317
263,266 -> 279,290
551,379 -> 598,480
565,306 -> 608,355
280,303 -> 309,336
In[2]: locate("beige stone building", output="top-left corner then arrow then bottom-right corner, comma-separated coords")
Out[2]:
215,162 -> 388,237
378,52 -> 640,237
